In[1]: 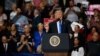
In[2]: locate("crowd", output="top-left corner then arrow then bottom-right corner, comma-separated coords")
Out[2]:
0,0 -> 100,56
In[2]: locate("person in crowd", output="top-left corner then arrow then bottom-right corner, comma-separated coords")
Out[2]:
33,23 -> 45,53
44,23 -> 49,33
78,17 -> 88,38
16,0 -> 24,9
49,3 -> 59,19
86,32 -> 100,56
58,0 -> 70,11
64,0 -> 80,22
0,35 -> 17,53
32,9 -> 42,31
32,0 -> 42,9
71,37 -> 85,56
40,1 -> 53,22
0,6 -> 7,21
87,9 -> 100,33
17,34 -> 33,53
78,4 -> 87,24
87,26 -> 99,42
12,8 -> 29,35
0,20 -> 10,43
93,9 -> 100,17
9,24 -> 19,42
49,7 -> 71,33
23,2 -> 34,22
10,3 -> 17,20
23,24 -> 32,42
78,17 -> 87,30
71,25 -> 85,46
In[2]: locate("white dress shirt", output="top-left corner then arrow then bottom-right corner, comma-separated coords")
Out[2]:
57,21 -> 62,33
3,43 -> 8,51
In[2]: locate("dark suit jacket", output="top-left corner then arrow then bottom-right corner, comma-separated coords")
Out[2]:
32,15 -> 42,31
49,20 -> 71,33
0,42 -> 17,53
58,0 -> 70,11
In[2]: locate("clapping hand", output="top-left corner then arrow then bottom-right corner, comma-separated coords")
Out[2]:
23,40 -> 28,45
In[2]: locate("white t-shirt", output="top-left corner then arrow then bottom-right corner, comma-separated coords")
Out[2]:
64,6 -> 80,22
71,47 -> 85,56
10,11 -> 17,20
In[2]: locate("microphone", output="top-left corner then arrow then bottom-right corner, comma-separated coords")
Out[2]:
56,18 -> 62,22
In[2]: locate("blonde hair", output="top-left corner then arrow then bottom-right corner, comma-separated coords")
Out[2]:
37,23 -> 43,27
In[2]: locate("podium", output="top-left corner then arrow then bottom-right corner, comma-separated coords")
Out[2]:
42,33 -> 70,56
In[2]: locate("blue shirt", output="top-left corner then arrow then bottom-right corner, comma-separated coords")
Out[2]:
13,15 -> 29,33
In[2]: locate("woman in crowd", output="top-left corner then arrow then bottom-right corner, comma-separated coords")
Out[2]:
87,26 -> 99,42
17,34 -> 33,53
9,24 -> 19,42
33,23 -> 45,53
23,24 -> 32,42
71,37 -> 85,56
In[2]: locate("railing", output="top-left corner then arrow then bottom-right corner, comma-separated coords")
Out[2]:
0,53 -> 44,56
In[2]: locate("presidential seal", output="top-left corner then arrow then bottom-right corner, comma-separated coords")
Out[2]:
49,35 -> 60,47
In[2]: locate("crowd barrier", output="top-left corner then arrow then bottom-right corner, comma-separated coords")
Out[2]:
0,53 -> 44,56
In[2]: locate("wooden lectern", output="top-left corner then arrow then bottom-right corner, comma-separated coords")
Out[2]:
42,33 -> 69,56
44,52 -> 68,56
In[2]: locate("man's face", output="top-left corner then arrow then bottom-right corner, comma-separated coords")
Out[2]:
54,10 -> 63,20
2,36 -> 7,43
25,3 -> 31,10
69,1 -> 74,7
24,25 -> 30,33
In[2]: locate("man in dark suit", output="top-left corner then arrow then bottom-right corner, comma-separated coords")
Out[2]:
0,35 -> 17,54
58,0 -> 70,11
49,7 -> 71,33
